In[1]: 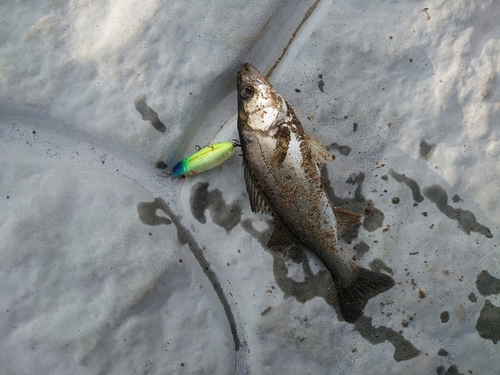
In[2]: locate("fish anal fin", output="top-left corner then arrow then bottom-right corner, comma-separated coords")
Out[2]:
334,207 -> 362,237
244,164 -> 273,215
336,267 -> 395,323
305,133 -> 334,166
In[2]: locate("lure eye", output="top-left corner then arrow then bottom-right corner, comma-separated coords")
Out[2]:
240,86 -> 254,100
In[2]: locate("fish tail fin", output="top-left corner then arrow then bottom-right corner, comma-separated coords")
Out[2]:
336,267 -> 395,323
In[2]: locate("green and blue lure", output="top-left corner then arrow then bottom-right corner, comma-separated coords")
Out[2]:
172,141 -> 235,178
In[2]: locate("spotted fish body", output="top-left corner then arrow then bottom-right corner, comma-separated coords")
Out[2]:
172,142 -> 235,178
237,64 -> 394,323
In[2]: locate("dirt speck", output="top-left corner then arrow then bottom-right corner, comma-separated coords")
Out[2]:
389,169 -> 424,203
156,161 -> 168,169
318,79 -> 325,92
468,292 -> 477,303
440,311 -> 449,323
476,270 -> 500,296
423,185 -> 493,238
475,299 -> 500,344
437,348 -> 448,356
134,94 -> 167,133
419,140 -> 436,160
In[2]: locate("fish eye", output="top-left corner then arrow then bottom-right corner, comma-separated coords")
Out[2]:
240,86 -> 254,100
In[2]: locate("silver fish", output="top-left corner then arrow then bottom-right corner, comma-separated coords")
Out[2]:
237,64 -> 394,323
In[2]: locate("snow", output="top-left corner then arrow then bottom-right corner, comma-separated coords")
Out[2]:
1,0 -> 499,374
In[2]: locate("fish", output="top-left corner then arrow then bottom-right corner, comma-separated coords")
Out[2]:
237,63 -> 395,323
172,142 -> 235,178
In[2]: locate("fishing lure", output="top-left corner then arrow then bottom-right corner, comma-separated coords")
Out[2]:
172,141 -> 236,178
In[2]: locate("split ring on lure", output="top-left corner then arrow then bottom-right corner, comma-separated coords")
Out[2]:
172,141 -> 236,178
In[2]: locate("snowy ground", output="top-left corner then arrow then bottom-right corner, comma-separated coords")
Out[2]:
1,1 -> 500,374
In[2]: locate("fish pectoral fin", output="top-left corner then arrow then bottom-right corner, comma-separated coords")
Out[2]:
244,163 -> 273,215
267,221 -> 305,252
334,207 -> 362,237
305,133 -> 334,166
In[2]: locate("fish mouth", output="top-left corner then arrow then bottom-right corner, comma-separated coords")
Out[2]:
238,63 -> 267,86
241,63 -> 261,75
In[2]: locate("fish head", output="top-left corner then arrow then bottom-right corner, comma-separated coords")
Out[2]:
237,64 -> 287,134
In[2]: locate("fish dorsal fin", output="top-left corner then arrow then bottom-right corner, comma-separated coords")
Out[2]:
334,207 -> 362,237
267,220 -> 305,252
305,133 -> 334,166
244,163 -> 273,215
